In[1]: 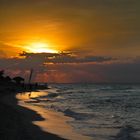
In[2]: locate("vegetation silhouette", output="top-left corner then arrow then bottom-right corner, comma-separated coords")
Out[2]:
13,76 -> 24,84
0,70 -> 65,140
0,70 -> 48,93
0,70 -> 5,81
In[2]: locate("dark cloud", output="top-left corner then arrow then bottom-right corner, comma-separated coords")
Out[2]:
20,52 -> 114,64
0,51 -> 114,82
0,51 -> 114,76
0,51 -> 140,83
46,60 -> 140,83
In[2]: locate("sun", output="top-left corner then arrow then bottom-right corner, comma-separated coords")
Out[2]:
23,42 -> 58,53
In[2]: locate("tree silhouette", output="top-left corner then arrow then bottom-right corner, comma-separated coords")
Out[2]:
5,76 -> 12,82
13,76 -> 24,84
0,70 -> 4,79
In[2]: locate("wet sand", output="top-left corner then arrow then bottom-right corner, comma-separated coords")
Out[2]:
0,90 -> 66,140
16,91 -> 92,140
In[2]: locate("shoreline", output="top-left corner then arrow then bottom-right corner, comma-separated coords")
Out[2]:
0,88 -> 66,140
16,90 -> 92,140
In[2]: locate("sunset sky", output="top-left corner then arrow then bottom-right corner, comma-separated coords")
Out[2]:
0,0 -> 140,83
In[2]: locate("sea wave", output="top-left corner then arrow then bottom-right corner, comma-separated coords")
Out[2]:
23,84 -> 140,140
63,109 -> 94,121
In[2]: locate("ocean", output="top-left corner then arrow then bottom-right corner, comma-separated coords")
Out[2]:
17,84 -> 140,140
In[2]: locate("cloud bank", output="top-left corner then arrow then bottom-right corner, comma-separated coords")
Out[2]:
0,52 -> 139,83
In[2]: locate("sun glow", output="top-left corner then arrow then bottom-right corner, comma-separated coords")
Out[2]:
23,42 -> 58,53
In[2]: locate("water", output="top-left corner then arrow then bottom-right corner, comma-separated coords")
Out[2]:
21,84 -> 140,140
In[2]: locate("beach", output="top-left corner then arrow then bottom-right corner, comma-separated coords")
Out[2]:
0,83 -> 140,140
16,91 -> 92,140
0,87 -> 66,140
14,84 -> 139,140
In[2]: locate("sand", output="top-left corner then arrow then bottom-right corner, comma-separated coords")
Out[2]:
16,91 -> 92,140
0,88 -> 66,140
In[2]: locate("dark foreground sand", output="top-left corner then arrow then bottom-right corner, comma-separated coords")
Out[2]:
0,89 -> 66,140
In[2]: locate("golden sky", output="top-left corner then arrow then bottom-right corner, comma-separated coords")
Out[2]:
0,0 -> 140,83
1,0 -> 140,57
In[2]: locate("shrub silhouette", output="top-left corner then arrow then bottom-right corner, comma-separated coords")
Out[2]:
0,70 -> 4,80
13,76 -> 24,84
